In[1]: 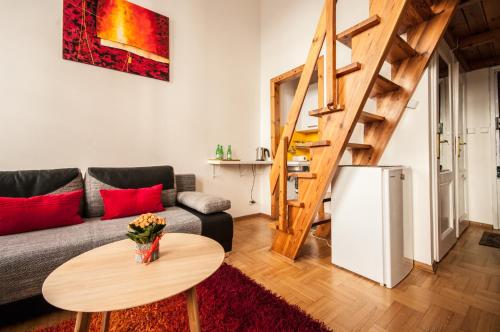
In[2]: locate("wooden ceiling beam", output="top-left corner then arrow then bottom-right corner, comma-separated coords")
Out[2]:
469,55 -> 500,70
458,28 -> 500,49
458,0 -> 482,9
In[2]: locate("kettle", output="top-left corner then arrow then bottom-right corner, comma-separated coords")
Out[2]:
256,147 -> 270,161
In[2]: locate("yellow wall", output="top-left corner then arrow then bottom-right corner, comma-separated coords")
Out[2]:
280,126 -> 319,161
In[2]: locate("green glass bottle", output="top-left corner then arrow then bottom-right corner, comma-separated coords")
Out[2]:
216,145 -> 221,160
219,145 -> 225,160
227,145 -> 232,160
217,144 -> 224,160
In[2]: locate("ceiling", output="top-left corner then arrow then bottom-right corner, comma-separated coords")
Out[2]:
444,0 -> 500,71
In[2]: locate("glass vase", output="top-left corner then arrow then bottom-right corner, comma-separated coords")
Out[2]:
135,242 -> 160,264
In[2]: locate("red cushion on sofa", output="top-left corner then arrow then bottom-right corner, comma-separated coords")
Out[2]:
100,184 -> 165,220
0,190 -> 84,236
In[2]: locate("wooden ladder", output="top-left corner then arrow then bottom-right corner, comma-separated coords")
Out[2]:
269,0 -> 459,260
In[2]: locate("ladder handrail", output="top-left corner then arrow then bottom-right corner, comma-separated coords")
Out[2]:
278,136 -> 288,232
270,0 -> 336,199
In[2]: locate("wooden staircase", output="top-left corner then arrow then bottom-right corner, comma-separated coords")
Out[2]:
269,0 -> 459,260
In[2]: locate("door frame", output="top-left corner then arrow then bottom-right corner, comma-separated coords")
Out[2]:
453,60 -> 469,237
490,66 -> 500,230
430,43 -> 458,262
269,56 -> 325,218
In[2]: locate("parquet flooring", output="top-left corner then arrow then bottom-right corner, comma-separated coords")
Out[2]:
225,217 -> 500,332
3,217 -> 500,331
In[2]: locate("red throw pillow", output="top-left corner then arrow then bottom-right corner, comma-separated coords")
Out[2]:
0,190 -> 84,236
100,184 -> 165,220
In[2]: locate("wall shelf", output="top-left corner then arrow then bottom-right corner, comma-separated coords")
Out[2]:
207,160 -> 273,165
208,159 -> 273,178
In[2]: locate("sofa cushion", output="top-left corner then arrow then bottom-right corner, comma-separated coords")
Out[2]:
0,168 -> 82,198
177,191 -> 231,214
0,206 -> 202,305
178,204 -> 233,252
100,185 -> 165,220
90,207 -> 202,246
175,174 -> 196,192
0,190 -> 84,236
84,166 -> 176,218
0,168 -> 84,213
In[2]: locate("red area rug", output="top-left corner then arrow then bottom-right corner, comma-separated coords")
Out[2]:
35,263 -> 330,332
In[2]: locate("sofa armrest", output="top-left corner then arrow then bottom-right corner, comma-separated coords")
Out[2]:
177,191 -> 231,214
175,174 -> 196,192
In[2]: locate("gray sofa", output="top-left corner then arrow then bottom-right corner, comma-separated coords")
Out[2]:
0,166 -> 233,305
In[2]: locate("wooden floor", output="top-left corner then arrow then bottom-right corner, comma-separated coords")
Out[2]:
226,217 -> 500,332
3,217 -> 500,332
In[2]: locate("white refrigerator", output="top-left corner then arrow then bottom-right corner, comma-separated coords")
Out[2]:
331,166 -> 413,288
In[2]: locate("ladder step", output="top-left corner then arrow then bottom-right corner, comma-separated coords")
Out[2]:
287,200 -> 305,208
289,172 -> 317,179
347,143 -> 372,150
307,63 -> 361,119
312,213 -> 331,227
398,0 -> 441,34
370,75 -> 401,98
307,140 -> 331,148
337,15 -> 381,47
358,111 -> 385,124
309,105 -> 344,117
337,62 -> 362,77
387,35 -> 419,64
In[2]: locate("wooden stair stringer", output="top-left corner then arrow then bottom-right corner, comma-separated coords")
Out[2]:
268,4 -> 327,197
271,0 -> 410,260
352,0 -> 459,166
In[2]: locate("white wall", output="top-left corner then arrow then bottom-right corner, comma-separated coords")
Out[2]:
380,72 -> 433,264
465,69 -> 496,226
259,0 -> 435,264
0,0 -> 263,217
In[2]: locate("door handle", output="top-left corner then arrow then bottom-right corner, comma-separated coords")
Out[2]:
456,137 -> 467,158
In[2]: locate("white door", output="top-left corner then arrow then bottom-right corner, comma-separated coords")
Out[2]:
435,51 -> 457,260
455,73 -> 469,236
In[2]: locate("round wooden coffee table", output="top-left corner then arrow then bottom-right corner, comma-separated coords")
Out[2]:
42,233 -> 225,332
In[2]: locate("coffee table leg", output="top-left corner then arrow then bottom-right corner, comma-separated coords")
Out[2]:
185,287 -> 201,332
101,312 -> 110,332
74,312 -> 90,332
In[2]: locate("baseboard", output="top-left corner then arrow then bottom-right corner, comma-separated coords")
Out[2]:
468,220 -> 494,229
414,260 -> 438,274
234,213 -> 273,221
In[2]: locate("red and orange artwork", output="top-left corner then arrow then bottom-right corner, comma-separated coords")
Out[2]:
63,0 -> 170,81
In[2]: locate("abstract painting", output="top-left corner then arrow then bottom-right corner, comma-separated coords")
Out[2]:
63,0 -> 170,81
